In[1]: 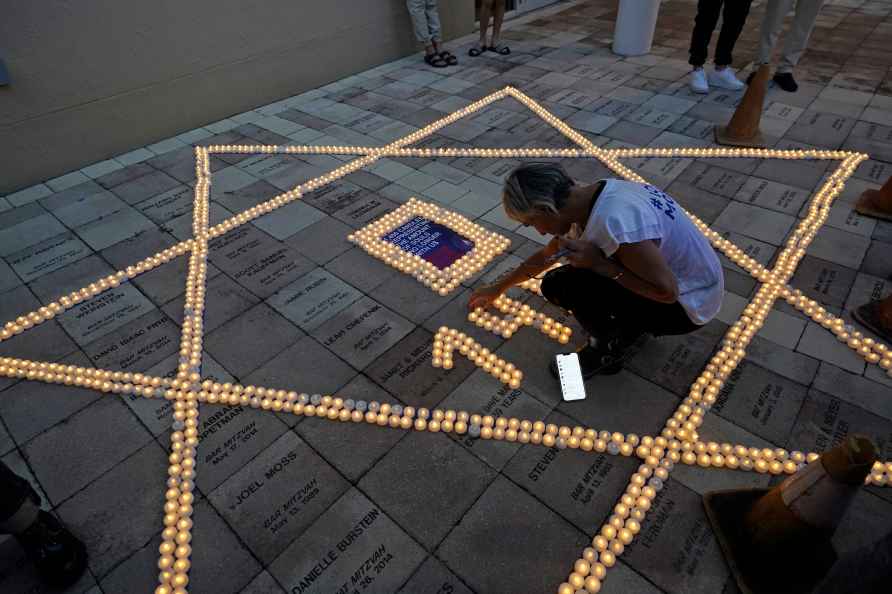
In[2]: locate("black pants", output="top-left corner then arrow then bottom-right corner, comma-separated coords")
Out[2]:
540,266 -> 699,344
689,0 -> 754,67
0,459 -> 34,531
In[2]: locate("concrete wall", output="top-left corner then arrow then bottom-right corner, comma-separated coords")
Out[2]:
0,0 -> 475,193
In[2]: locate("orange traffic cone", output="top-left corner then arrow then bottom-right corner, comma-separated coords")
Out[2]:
703,435 -> 877,594
715,64 -> 770,148
855,175 -> 892,222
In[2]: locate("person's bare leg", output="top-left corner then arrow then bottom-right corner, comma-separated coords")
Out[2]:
490,0 -> 506,47
477,0 -> 493,50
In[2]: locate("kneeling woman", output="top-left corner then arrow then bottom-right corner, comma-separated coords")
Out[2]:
469,163 -> 724,378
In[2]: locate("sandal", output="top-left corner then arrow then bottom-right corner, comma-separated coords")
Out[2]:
424,52 -> 449,68
439,51 -> 458,66
468,45 -> 486,57
488,43 -> 511,55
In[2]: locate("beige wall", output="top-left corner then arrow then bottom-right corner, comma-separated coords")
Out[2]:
0,1 -> 475,193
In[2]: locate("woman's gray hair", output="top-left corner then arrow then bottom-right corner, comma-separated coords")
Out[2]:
502,163 -> 574,220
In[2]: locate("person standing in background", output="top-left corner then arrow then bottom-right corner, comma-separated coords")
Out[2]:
688,0 -> 754,93
407,0 -> 458,68
469,0 -> 510,57
751,0 -> 826,92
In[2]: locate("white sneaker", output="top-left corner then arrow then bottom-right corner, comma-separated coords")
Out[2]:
689,69 -> 709,94
708,67 -> 744,91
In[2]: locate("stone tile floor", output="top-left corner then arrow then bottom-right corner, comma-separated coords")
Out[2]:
2,0 -> 892,592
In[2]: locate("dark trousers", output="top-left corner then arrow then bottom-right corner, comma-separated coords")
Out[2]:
1,459 -> 33,529
689,0 -> 754,67
540,266 -> 698,344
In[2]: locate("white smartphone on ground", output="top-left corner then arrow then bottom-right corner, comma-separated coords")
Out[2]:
555,353 -> 586,402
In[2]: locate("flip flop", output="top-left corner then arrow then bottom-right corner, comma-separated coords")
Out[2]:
439,51 -> 458,66
852,301 -> 892,344
488,43 -> 511,55
424,52 -> 449,68
468,45 -> 486,57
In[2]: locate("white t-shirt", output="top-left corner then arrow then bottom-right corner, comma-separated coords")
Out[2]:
569,179 -> 724,325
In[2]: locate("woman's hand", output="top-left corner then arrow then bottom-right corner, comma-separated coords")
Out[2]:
559,237 -> 613,274
468,284 -> 503,311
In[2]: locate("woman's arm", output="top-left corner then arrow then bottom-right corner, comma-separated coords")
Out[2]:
560,237 -> 679,304
613,240 -> 679,303
468,236 -> 560,310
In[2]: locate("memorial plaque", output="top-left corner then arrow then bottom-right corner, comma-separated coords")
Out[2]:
623,479 -> 729,594
813,362 -> 892,422
734,177 -> 809,215
440,370 -> 553,470
210,431 -> 350,563
333,195 -> 397,229
710,360 -> 809,443
791,255 -> 857,309
268,488 -> 427,594
477,159 -> 520,185
691,166 -> 746,198
268,267 -> 362,331
504,411 -> 639,534
668,116 -> 715,140
296,375 -> 406,481
396,556 -> 473,594
5,231 -> 90,282
56,283 -> 155,345
123,353 -> 234,436
365,327 -> 475,408
82,309 -> 180,372
303,181 -> 365,215
208,225 -> 315,299
627,106 -> 679,129
163,273 -> 259,333
134,184 -> 192,224
312,296 -> 414,370
627,155 -> 692,184
195,403 -> 290,493
717,230 -> 776,270
438,476 -> 590,594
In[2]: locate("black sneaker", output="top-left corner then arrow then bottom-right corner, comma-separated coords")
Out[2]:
16,510 -> 88,587
772,72 -> 798,92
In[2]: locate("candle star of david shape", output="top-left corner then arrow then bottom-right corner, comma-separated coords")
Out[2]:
0,86 -> 888,594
